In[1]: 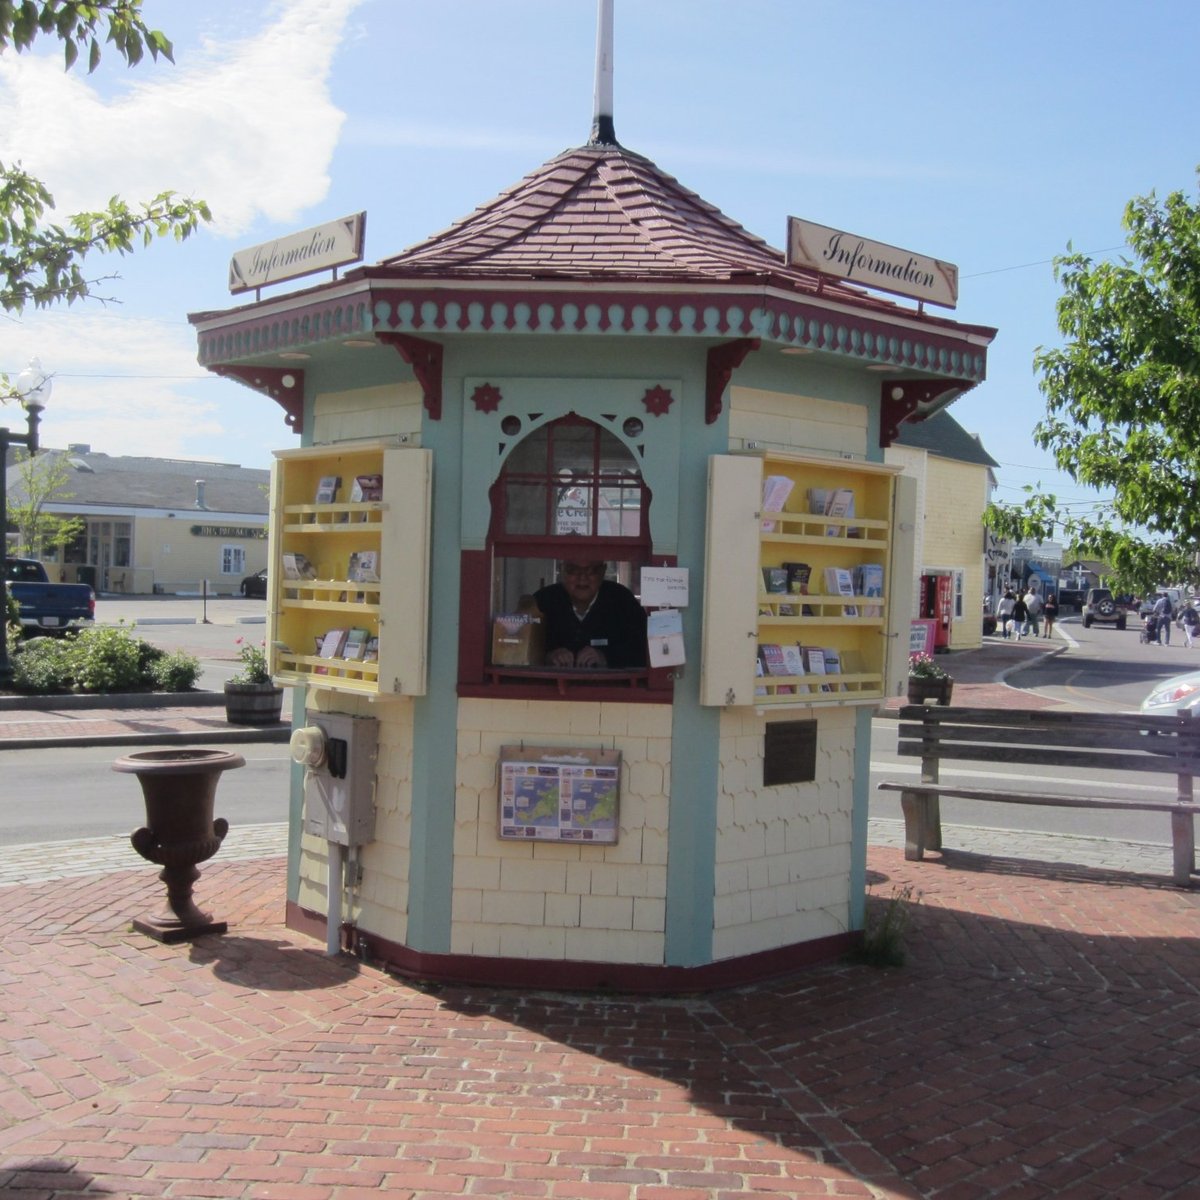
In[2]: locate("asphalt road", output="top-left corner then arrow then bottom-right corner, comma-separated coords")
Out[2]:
1,743 -> 292,845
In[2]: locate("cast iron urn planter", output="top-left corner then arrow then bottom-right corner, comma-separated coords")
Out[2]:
223,681 -> 284,725
113,748 -> 245,943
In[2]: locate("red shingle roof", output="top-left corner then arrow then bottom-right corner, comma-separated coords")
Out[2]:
374,142 -> 858,297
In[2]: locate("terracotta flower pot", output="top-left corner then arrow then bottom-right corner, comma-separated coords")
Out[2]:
113,748 -> 245,943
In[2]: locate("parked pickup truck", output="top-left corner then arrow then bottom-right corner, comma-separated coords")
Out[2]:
4,557 -> 95,635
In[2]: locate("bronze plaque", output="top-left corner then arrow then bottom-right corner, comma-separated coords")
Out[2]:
763,720 -> 817,786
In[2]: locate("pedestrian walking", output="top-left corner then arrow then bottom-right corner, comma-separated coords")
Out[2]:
1181,604 -> 1198,648
996,590 -> 1016,639
1022,588 -> 1043,638
1011,592 -> 1028,640
1153,592 -> 1173,645
1042,592 -> 1058,638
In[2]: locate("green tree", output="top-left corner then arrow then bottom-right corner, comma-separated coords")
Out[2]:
8,449 -> 84,557
985,168 -> 1200,595
0,1 -> 210,329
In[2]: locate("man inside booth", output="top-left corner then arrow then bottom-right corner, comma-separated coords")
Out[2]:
536,561 -> 648,669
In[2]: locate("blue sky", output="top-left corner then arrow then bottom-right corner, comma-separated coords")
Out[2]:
2,0 -> 1198,523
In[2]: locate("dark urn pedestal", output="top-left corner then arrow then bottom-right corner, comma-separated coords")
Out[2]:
113,748 -> 245,943
907,677 -> 954,706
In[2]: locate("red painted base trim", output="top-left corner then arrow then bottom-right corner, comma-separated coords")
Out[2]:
286,901 -> 859,993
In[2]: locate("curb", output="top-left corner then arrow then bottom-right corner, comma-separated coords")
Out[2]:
0,691 -> 227,712
0,725 -> 293,750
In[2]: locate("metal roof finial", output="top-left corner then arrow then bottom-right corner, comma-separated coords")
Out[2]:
589,0 -> 618,146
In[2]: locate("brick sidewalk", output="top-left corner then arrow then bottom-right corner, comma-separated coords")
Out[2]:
1,846 -> 1197,1198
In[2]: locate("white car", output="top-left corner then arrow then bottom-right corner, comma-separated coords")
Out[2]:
1140,671 -> 1200,718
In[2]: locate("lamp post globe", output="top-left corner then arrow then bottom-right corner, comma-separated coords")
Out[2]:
2,357 -> 52,687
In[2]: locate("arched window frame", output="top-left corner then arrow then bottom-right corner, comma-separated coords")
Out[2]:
457,414 -> 673,701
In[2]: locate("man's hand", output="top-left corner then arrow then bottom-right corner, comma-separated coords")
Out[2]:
575,646 -> 608,668
548,647 -> 576,668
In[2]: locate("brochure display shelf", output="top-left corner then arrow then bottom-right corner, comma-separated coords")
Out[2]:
701,451 -> 901,710
268,441 -> 432,698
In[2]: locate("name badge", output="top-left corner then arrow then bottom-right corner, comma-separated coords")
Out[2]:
590,638 -> 609,647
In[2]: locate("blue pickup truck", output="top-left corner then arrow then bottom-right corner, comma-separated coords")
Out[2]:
4,557 -> 95,635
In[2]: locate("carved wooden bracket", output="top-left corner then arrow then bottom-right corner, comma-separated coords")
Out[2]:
377,332 -> 444,420
210,365 -> 304,434
705,338 -> 760,424
879,379 -> 962,447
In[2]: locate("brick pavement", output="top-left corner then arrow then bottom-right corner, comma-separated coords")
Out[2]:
1,845 -> 1198,1199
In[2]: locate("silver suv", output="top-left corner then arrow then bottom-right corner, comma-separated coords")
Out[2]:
1083,587 -> 1127,630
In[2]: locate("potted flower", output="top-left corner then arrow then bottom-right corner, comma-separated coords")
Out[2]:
224,638 -> 284,725
908,652 -> 953,705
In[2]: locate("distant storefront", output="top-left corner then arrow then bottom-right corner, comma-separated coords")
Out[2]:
5,447 -> 269,594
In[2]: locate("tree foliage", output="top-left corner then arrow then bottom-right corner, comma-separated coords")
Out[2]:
0,1 -> 210,326
0,0 -> 173,71
986,168 -> 1200,595
8,449 -> 84,556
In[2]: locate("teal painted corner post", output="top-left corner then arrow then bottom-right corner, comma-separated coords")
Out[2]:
662,373 -> 727,968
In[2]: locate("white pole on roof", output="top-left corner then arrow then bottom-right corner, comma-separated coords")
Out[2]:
590,0 -> 616,145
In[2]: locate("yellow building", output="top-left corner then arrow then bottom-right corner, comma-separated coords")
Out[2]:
5,446 -> 269,595
886,411 -> 999,651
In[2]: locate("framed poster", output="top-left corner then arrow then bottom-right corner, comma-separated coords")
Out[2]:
498,746 -> 621,844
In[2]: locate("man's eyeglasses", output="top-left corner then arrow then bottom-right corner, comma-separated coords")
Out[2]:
562,563 -> 604,578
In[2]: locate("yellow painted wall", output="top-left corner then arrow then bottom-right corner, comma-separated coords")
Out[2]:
711,385 -> 866,958
449,698 -> 672,964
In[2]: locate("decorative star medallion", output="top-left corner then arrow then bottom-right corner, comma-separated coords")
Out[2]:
641,385 -> 674,416
472,383 -> 502,413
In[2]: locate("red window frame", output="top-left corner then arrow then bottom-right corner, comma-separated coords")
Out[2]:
457,415 -> 673,702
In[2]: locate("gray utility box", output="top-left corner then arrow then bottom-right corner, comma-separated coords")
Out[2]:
298,710 -> 379,846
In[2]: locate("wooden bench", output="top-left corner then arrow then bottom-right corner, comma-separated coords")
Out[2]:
878,706 -> 1199,887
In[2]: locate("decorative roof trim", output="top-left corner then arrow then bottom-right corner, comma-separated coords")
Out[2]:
194,283 -> 989,387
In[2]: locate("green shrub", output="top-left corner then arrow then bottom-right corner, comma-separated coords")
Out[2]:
10,636 -> 76,693
147,648 -> 201,692
69,626 -> 144,693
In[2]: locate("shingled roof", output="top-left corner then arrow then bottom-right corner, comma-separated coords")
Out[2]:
6,449 -> 269,515
892,409 -> 999,468
368,142 -> 890,307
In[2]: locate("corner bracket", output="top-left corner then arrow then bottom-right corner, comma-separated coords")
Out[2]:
210,364 -> 304,434
378,333 -> 444,420
705,338 -> 760,424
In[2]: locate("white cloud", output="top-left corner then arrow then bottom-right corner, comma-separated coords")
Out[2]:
0,0 -> 363,238
0,310 -> 227,459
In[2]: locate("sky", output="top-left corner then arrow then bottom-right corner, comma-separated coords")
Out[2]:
2,0 -> 1198,525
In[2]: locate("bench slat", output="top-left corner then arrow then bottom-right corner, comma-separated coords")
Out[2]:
895,741 -> 1198,775
877,780 -> 1198,814
896,721 -> 1190,756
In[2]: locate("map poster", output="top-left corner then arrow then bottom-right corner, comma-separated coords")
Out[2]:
498,746 -> 621,844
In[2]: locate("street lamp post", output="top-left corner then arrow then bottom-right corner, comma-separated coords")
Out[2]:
1,358 -> 52,687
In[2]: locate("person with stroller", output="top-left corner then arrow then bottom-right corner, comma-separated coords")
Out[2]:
1153,592 -> 1173,645
1141,606 -> 1160,645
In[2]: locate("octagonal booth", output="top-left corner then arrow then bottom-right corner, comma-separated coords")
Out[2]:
191,129 -> 993,990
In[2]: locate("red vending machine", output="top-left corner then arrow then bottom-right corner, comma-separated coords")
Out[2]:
919,573 -> 954,650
